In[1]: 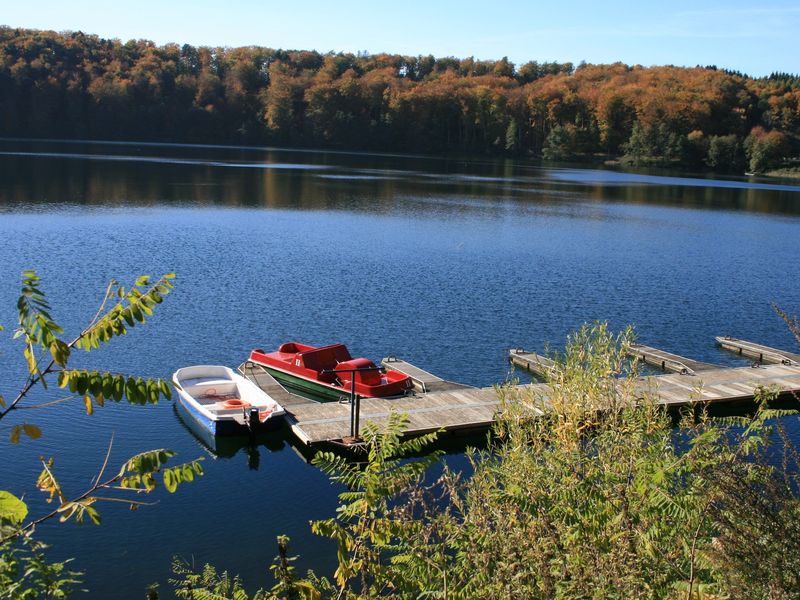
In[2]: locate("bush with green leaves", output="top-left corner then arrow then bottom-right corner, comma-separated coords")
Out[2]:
0,270 -> 203,596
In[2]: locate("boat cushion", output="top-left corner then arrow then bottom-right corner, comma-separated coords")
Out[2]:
337,358 -> 382,385
299,344 -> 352,371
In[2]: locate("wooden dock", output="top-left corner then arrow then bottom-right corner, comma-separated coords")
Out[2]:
716,337 -> 800,366
508,349 -> 557,379
241,347 -> 800,448
286,387 -> 500,445
627,343 -> 719,374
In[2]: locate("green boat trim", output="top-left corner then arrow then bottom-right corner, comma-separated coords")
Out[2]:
261,365 -> 353,403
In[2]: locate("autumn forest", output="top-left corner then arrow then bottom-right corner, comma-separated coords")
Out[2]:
1,26 -> 799,173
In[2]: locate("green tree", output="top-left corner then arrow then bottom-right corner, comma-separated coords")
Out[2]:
622,121 -> 656,164
706,134 -> 741,171
542,124 -> 577,160
310,413 -> 441,596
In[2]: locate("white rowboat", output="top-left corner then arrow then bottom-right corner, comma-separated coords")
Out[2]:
172,365 -> 285,436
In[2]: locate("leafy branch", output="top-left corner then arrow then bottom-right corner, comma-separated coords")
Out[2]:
1,436 -> 203,544
311,412 -> 441,595
0,271 -> 176,434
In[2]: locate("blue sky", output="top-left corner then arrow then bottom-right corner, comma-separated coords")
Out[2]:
4,0 -> 798,76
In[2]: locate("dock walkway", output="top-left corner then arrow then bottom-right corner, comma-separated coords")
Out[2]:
242,347 -> 800,447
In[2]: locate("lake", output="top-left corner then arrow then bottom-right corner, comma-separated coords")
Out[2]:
1,139 -> 799,598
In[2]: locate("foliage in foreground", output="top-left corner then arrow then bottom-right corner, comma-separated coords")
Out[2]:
173,322 -> 800,599
0,270 -> 203,596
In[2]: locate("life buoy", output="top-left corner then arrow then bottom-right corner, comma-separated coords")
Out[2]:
222,398 -> 251,410
259,409 -> 273,423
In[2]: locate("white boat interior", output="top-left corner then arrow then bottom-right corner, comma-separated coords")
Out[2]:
173,365 -> 285,420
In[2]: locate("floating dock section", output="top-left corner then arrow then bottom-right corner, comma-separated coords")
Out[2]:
380,356 -> 471,393
242,341 -> 800,448
716,337 -> 800,366
627,343 -> 719,374
508,349 -> 557,380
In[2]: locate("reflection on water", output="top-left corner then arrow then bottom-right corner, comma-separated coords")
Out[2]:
547,167 -> 800,193
1,139 -> 798,215
172,402 -> 291,466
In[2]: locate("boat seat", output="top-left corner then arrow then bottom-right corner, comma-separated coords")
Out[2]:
299,344 -> 353,371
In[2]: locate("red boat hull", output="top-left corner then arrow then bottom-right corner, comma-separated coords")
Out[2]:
249,342 -> 413,399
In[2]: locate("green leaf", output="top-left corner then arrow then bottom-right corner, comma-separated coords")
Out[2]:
136,378 -> 147,403
85,505 -> 102,526
113,375 -> 124,401
10,425 -> 22,444
125,377 -> 136,403
68,371 -> 79,393
131,305 -> 144,323
102,373 -> 114,398
89,372 -> 102,396
76,372 -> 89,395
0,491 -> 28,524
163,469 -> 177,493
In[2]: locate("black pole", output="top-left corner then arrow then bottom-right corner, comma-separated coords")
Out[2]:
350,375 -> 356,438
321,365 -> 382,441
354,393 -> 361,437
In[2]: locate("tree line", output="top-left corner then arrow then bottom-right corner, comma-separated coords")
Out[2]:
1,26 -> 799,173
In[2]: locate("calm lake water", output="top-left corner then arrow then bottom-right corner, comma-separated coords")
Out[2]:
1,140 -> 799,597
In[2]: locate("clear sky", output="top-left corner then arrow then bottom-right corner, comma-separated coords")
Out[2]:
3,0 -> 798,77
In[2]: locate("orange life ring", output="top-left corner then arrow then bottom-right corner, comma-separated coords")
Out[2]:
259,409 -> 273,423
222,398 -> 251,410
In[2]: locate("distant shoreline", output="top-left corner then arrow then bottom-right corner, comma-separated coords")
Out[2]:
1,27 -> 798,179
3,136 -> 798,190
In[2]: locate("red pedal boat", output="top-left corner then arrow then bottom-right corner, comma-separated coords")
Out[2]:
249,342 -> 413,401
